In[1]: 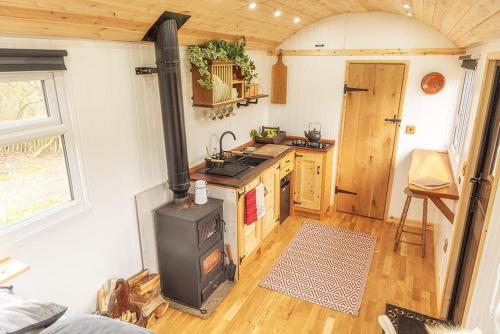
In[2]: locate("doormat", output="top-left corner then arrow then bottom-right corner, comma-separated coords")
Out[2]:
260,220 -> 376,315
384,304 -> 451,334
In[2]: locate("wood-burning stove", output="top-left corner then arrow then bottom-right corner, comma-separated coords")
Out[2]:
140,12 -> 228,311
155,198 -> 225,308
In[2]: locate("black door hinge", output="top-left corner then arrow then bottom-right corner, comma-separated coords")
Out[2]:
384,115 -> 402,123
344,83 -> 369,94
470,176 -> 482,184
135,67 -> 157,75
335,186 -> 357,195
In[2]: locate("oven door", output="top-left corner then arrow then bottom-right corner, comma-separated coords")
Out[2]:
199,241 -> 225,281
197,212 -> 222,249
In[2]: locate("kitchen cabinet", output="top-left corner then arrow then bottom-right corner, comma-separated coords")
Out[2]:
236,154 -> 292,265
293,149 -> 333,219
262,163 -> 280,239
237,178 -> 262,264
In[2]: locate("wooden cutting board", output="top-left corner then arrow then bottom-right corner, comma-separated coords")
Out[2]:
252,144 -> 289,157
271,53 -> 287,104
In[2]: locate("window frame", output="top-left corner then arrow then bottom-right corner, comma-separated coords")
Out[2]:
449,70 -> 475,174
0,71 -> 89,247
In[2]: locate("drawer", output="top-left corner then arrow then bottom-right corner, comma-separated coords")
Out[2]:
279,164 -> 293,179
279,152 -> 295,173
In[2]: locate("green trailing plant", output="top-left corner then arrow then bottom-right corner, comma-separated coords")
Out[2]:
186,39 -> 257,89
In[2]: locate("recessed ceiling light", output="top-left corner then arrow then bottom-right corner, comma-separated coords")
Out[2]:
402,3 -> 411,10
248,2 -> 257,10
274,9 -> 282,17
406,12 -> 413,16
293,17 -> 301,23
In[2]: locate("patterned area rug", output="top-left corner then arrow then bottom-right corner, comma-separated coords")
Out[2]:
260,220 -> 376,315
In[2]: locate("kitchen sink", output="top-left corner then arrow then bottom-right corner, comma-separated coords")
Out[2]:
205,154 -> 269,177
237,155 -> 268,167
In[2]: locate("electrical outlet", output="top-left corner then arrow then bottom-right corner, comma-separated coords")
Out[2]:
406,125 -> 416,134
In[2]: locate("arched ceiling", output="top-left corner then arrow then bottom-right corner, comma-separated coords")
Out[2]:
0,1 -> 498,49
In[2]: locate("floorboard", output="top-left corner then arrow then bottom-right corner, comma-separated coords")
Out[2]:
153,212 -> 437,333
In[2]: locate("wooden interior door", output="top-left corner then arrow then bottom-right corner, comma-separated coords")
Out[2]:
449,64 -> 500,323
294,151 -> 323,211
336,63 -> 406,219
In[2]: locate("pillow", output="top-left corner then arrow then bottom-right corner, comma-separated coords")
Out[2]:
39,315 -> 154,334
0,288 -> 67,334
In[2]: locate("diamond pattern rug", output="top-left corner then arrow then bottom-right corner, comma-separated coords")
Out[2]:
260,220 -> 376,316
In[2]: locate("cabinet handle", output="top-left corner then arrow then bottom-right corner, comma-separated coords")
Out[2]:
285,159 -> 290,163
264,187 -> 269,196
317,166 -> 321,175
295,154 -> 303,157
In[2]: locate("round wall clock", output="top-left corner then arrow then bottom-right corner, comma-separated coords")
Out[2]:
421,72 -> 446,95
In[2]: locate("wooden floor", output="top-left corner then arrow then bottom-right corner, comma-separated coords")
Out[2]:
154,212 -> 438,333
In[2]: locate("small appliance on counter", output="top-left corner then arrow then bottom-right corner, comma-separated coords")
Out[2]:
290,139 -> 330,150
304,122 -> 322,143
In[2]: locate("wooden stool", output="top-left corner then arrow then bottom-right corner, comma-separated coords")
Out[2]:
394,187 -> 428,258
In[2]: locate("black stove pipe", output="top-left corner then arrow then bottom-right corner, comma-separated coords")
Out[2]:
145,13 -> 191,200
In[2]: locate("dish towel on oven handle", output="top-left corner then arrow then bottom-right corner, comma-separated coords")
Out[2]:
256,183 -> 266,219
244,188 -> 257,225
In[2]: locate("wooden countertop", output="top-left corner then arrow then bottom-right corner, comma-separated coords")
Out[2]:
190,137 -> 335,189
408,149 -> 459,200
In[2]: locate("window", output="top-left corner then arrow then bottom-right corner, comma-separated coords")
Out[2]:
450,70 -> 475,165
0,71 -> 86,242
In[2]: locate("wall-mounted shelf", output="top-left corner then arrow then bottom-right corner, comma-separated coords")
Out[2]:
237,94 -> 269,108
191,60 -> 246,108
194,98 -> 246,108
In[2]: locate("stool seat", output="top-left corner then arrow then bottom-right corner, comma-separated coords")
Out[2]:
394,187 -> 428,258
404,187 -> 427,199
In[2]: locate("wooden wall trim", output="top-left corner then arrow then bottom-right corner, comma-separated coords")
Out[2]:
268,48 -> 466,57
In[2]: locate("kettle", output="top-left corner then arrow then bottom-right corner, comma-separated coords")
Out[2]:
304,122 -> 322,143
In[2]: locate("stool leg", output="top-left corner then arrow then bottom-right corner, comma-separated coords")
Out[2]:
422,197 -> 428,258
394,195 -> 411,251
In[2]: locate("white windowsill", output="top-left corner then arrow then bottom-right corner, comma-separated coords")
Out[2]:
0,199 -> 92,249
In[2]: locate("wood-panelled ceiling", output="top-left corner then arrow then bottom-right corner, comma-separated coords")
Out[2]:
0,1 -> 498,49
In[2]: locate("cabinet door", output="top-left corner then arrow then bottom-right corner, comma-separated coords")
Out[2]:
294,152 -> 323,211
262,165 -> 278,238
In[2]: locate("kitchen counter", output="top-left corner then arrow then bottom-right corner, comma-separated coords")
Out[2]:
190,136 -> 335,189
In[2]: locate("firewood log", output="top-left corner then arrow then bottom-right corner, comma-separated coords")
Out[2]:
153,302 -> 169,318
129,286 -> 160,307
127,270 -> 149,287
97,288 -> 107,315
140,294 -> 168,317
132,274 -> 160,296
146,314 -> 157,330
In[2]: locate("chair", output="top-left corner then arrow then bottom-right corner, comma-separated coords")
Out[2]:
394,187 -> 428,258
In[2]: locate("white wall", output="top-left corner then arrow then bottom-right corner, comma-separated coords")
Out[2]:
464,38 -> 500,333
0,35 -> 270,314
268,12 -> 464,304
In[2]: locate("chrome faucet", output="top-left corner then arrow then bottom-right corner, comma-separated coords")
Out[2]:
219,131 -> 236,157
